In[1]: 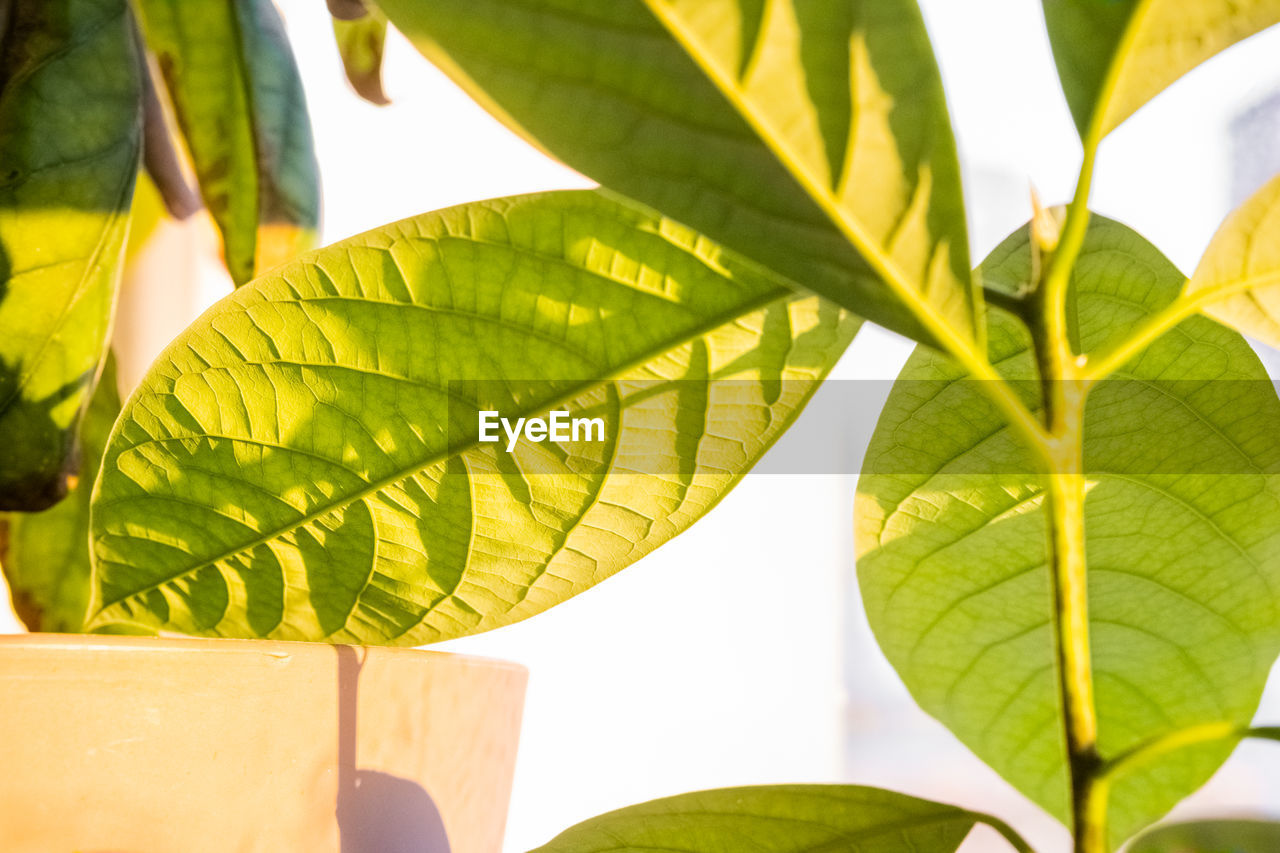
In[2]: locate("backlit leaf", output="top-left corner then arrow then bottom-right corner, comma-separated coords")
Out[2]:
134,0 -> 321,284
89,191 -> 860,643
0,0 -> 141,510
1185,171 -> 1280,348
375,0 -> 975,348
1043,0 -> 1280,139
857,217 -> 1280,847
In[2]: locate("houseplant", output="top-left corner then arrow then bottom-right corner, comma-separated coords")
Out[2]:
6,1 -> 1280,853
0,2 -> 525,851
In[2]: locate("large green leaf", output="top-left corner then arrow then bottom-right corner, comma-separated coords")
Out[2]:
88,190 -> 860,643
0,0 -> 141,510
2,356 -> 122,632
1185,171 -> 1280,348
134,0 -> 320,285
856,217 -> 1280,847
529,785 -> 1027,853
1129,819 -> 1280,852
1043,0 -> 1280,140
375,0 -> 975,349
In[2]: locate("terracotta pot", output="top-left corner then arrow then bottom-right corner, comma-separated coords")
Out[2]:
0,634 -> 526,853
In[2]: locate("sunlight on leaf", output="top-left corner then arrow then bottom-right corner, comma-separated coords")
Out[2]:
0,0 -> 140,510
1186,171 -> 1280,348
89,190 -> 860,644
375,0 -> 975,348
1043,0 -> 1280,140
857,217 -> 1280,847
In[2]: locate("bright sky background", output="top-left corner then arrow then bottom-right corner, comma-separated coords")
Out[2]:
7,3 -> 1280,851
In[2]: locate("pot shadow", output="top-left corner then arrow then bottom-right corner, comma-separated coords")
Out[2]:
335,646 -> 452,853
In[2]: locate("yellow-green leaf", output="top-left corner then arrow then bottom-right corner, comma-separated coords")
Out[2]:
1186,171 -> 1280,347
858,217 -> 1280,848
1043,0 -> 1280,140
333,7 -> 389,106
88,191 -> 860,643
375,0 -> 975,349
134,0 -> 320,285
0,0 -> 141,510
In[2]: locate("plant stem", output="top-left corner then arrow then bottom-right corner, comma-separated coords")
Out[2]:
1032,298 -> 1103,853
1043,414 -> 1103,853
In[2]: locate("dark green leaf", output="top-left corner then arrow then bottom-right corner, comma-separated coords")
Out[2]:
376,0 -> 976,348
134,0 -> 320,284
0,0 -> 141,510
2,355 -> 122,632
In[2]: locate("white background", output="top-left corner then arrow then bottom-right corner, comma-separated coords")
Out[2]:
7,2 -> 1280,851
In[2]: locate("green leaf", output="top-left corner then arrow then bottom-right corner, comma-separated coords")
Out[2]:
0,0 -> 141,510
333,6 -> 390,106
88,190 -> 861,643
2,355 -> 122,632
134,0 -> 321,285
1185,171 -> 1280,348
1129,819 -> 1280,852
375,0 -> 975,349
1043,0 -> 1280,140
856,216 -> 1280,847
528,785 -> 1028,853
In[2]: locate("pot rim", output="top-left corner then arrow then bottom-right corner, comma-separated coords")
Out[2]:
0,631 -> 527,675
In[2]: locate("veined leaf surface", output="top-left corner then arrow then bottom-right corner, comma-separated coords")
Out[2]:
1185,172 -> 1280,349
375,0 -> 975,348
1043,0 -> 1280,139
134,0 -> 320,284
89,191 -> 860,643
2,356 -> 122,632
857,217 -> 1280,847
529,785 -> 1026,853
0,0 -> 141,510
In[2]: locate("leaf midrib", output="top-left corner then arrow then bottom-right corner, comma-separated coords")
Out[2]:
635,0 -> 975,348
93,283 -> 798,618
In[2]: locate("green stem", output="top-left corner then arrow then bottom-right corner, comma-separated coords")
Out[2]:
1032,279 -> 1101,853
1043,426 -> 1103,853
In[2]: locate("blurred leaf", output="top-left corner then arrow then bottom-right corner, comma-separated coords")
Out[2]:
134,0 -> 320,285
857,217 -> 1280,847
0,0 -> 141,510
1129,819 -> 1280,852
1043,0 -> 1280,139
2,356 -> 122,632
529,785 -> 1027,853
333,7 -> 390,106
89,191 -> 860,643
376,0 -> 975,349
1185,172 -> 1280,348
